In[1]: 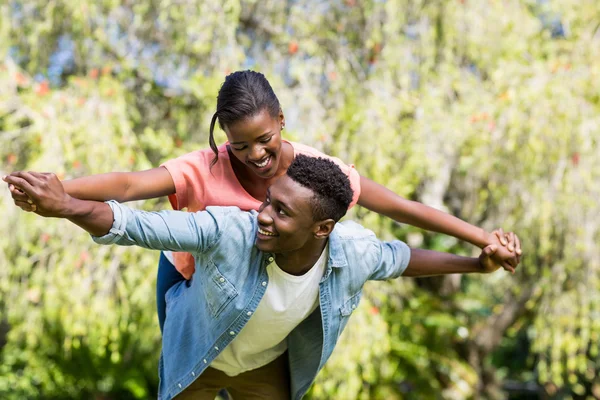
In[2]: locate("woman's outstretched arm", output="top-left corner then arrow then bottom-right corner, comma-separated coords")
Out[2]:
357,176 -> 521,271
9,167 -> 175,208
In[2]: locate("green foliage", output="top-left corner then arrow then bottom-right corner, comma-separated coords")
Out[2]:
1,1 -> 599,399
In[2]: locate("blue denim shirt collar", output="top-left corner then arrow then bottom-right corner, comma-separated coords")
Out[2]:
328,232 -> 348,269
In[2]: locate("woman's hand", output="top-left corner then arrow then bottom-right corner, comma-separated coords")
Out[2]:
486,229 -> 522,273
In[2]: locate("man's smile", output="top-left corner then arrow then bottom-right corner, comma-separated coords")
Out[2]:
258,227 -> 277,237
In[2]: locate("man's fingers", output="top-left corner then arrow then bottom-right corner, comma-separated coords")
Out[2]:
3,175 -> 36,197
8,171 -> 41,186
29,171 -> 54,180
502,262 -> 515,274
9,184 -> 31,202
9,184 -> 25,194
14,200 -> 34,212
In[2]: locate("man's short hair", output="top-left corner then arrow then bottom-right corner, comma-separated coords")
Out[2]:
286,154 -> 354,222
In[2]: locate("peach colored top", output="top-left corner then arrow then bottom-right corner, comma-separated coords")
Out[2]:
161,140 -> 362,272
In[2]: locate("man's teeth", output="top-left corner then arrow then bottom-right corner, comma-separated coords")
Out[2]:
259,228 -> 276,236
253,157 -> 270,168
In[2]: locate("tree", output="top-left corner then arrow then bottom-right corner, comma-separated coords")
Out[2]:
1,1 -> 599,398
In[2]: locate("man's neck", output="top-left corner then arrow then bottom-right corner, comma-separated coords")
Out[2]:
274,240 -> 328,276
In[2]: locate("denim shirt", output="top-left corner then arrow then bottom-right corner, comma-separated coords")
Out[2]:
93,201 -> 411,400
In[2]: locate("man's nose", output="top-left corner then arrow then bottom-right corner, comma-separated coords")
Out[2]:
257,205 -> 273,225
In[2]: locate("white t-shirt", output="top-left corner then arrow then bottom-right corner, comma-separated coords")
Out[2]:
210,244 -> 328,376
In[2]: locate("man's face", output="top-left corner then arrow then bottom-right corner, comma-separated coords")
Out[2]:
255,175 -> 322,253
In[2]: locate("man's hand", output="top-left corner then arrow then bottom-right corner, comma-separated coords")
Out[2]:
479,244 -> 504,274
3,172 -> 74,218
7,181 -> 38,212
486,228 -> 522,273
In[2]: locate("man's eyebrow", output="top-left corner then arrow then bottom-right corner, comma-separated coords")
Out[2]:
267,189 -> 296,214
230,132 -> 272,146
274,197 -> 295,214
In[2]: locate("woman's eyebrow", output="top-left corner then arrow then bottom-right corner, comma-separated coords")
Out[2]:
230,131 -> 273,145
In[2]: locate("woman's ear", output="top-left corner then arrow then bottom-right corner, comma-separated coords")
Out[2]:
279,109 -> 285,130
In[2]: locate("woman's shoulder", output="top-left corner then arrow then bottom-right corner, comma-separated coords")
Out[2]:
163,144 -> 229,169
289,141 -> 351,166
289,141 -> 330,158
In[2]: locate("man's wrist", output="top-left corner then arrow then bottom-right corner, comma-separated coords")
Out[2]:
477,255 -> 497,274
59,195 -> 93,218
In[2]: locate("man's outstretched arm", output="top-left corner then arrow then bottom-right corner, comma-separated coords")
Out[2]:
368,239 -> 506,281
3,171 -> 223,254
3,172 -> 114,236
402,246 -> 500,277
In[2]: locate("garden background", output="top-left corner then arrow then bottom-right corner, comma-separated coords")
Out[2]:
1,1 -> 599,399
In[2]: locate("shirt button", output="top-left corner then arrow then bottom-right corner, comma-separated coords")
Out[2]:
352,304 -> 356,309
192,372 -> 195,376
214,346 -> 219,351
178,383 -> 182,388
268,256 -> 274,262
203,359 -> 207,364
247,311 -> 252,316
230,331 -> 235,336
262,281 -> 267,287
219,277 -> 225,283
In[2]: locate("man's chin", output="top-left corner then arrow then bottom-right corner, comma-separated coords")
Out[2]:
255,240 -> 275,253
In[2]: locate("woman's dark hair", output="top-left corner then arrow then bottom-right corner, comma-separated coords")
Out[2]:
209,70 -> 281,166
286,154 -> 354,222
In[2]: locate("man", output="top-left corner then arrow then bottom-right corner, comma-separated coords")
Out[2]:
4,155 -> 508,400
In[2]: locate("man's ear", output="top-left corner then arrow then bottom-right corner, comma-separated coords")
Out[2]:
313,219 -> 335,239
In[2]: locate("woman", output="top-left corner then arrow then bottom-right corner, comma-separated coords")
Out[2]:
10,70 -> 521,330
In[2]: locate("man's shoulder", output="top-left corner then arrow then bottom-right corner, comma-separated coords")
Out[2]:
331,220 -> 381,265
333,220 -> 377,241
202,206 -> 258,226
198,207 -> 259,256
330,220 -> 411,281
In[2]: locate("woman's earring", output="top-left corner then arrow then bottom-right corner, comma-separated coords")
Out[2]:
281,124 -> 285,130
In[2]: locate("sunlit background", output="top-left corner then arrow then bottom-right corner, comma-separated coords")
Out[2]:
1,1 -> 599,399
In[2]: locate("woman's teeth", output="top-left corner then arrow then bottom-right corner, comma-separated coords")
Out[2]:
252,157 -> 270,168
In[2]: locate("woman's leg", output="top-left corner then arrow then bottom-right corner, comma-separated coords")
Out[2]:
156,252 -> 185,332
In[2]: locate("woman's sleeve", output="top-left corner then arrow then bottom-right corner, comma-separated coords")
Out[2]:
160,151 -> 208,210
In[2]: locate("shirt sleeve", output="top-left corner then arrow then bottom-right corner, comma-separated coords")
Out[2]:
161,151 -> 209,211
368,240 -> 412,281
91,200 -> 228,254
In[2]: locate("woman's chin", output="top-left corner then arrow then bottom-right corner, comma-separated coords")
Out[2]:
252,158 -> 279,179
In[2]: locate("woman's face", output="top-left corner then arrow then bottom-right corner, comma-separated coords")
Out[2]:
224,109 -> 285,179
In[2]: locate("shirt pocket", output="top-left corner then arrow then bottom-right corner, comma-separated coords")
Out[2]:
338,291 -> 363,337
202,259 -> 239,318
